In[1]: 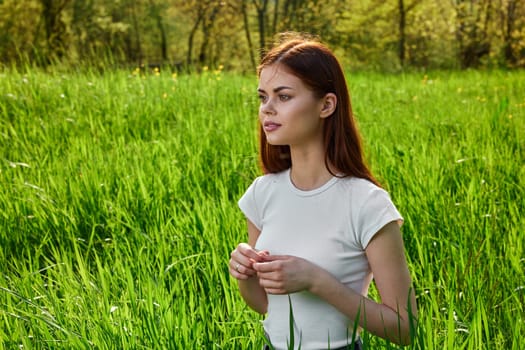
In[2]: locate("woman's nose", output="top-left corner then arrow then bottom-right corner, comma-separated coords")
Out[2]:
260,98 -> 276,115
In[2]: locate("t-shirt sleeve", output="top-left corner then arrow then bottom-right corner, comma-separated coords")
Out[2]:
356,185 -> 403,249
238,177 -> 262,230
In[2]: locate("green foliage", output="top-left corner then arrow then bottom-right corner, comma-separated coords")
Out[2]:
0,68 -> 524,348
1,0 -> 524,70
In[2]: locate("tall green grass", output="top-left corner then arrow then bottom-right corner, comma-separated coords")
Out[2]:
0,67 -> 523,349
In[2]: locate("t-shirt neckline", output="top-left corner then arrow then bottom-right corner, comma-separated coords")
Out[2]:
285,168 -> 340,197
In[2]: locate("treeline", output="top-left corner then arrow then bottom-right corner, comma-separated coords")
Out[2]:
0,0 -> 524,72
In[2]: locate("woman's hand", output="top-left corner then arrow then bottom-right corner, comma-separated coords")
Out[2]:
229,243 -> 269,280
253,255 -> 321,294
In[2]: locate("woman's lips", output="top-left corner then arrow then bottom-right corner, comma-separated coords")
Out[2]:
263,121 -> 281,132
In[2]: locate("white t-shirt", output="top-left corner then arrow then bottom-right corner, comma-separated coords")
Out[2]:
238,168 -> 403,350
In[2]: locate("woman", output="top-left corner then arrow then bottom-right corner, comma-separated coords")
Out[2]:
229,33 -> 418,350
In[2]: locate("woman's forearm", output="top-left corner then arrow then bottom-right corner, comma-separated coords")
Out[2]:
238,276 -> 268,314
310,269 -> 416,345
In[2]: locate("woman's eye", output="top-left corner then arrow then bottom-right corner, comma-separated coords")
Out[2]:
279,94 -> 290,101
258,95 -> 267,103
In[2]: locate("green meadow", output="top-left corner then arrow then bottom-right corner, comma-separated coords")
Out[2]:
0,67 -> 523,349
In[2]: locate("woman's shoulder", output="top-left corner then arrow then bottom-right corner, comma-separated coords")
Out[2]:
242,169 -> 288,196
251,169 -> 289,186
337,176 -> 390,203
338,176 -> 383,192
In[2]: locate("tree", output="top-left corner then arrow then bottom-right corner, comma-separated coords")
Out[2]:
240,0 -> 257,71
148,0 -> 169,62
198,1 -> 223,65
0,0 -> 523,69
397,0 -> 422,67
499,0 -> 525,66
454,0 -> 493,68
39,0 -> 71,62
252,0 -> 270,58
0,0 -> 42,64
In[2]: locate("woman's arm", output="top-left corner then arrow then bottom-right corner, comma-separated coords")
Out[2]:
229,219 -> 268,314
313,221 -> 417,345
254,221 -> 418,345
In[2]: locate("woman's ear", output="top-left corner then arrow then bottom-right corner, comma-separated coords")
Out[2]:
320,93 -> 337,118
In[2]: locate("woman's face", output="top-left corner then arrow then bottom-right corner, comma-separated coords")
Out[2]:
257,64 -> 327,148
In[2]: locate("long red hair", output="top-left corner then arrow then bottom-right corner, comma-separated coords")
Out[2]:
257,33 -> 380,187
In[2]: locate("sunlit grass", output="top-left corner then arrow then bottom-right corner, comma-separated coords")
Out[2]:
0,67 -> 523,349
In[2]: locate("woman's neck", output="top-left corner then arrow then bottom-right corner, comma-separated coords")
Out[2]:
289,146 -> 334,190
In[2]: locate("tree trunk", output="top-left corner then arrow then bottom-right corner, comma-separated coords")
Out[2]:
198,3 -> 221,65
272,0 -> 279,35
455,0 -> 491,68
40,0 -> 70,61
187,10 -> 203,66
398,0 -> 406,67
253,0 -> 269,58
503,0 -> 517,65
130,2 -> 143,63
241,1 -> 257,71
148,0 -> 168,62
159,19 -> 168,62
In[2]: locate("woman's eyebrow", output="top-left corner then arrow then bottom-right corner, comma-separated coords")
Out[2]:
257,86 -> 293,93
